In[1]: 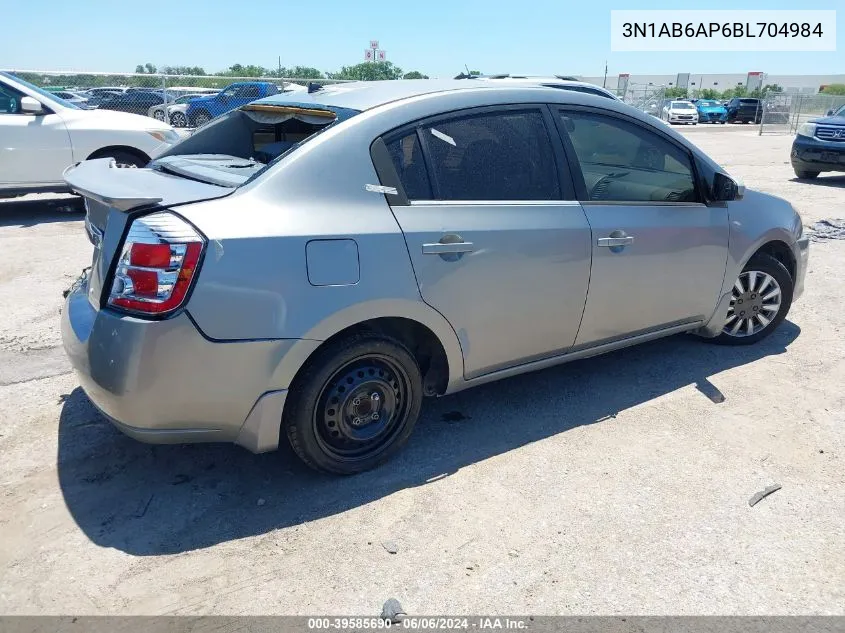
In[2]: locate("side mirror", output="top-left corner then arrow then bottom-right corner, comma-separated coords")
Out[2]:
713,172 -> 743,201
20,96 -> 44,115
827,109 -> 834,116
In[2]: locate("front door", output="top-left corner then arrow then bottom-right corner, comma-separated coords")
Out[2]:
381,106 -> 593,378
0,82 -> 72,187
554,108 -> 729,347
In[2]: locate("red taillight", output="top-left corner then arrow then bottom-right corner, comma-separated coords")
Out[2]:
129,243 -> 172,268
109,212 -> 205,316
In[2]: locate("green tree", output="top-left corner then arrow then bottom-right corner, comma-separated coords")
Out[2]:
329,61 -> 404,81
403,71 -> 429,79
135,63 -> 158,74
220,64 -> 269,77
698,88 -> 720,100
162,65 -> 207,76
721,85 -> 748,99
664,87 -> 688,98
275,66 -> 325,79
821,83 -> 845,95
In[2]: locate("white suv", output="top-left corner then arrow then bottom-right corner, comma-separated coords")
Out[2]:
0,72 -> 180,198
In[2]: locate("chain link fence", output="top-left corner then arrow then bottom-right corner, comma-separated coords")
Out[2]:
2,69 -> 355,128
621,83 -> 667,118
759,92 -> 845,135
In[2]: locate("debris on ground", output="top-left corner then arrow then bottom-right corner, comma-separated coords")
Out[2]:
133,495 -> 154,519
808,219 -> 845,242
380,598 -> 406,623
748,483 -> 782,507
381,540 -> 398,554
257,498 -> 266,507
696,379 -> 726,404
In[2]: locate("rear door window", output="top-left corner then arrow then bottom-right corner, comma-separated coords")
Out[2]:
419,109 -> 560,201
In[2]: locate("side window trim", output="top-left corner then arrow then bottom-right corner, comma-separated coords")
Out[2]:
380,104 -> 574,204
553,105 -> 706,205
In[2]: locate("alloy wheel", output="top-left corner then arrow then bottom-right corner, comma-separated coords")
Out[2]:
723,270 -> 782,337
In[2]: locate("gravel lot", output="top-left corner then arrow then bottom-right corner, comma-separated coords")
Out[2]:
1,125 -> 844,616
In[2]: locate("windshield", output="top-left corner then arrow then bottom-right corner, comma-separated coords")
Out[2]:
0,71 -> 80,110
671,101 -> 695,110
698,100 -> 718,107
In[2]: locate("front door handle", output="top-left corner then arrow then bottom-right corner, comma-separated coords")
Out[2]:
597,236 -> 634,247
597,229 -> 634,249
422,242 -> 475,255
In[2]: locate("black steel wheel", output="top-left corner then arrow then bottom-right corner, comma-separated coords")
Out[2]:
284,332 -> 423,474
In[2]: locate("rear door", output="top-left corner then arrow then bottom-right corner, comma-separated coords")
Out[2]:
553,107 -> 729,347
376,106 -> 592,379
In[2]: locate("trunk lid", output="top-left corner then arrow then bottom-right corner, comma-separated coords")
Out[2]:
64,157 -> 234,308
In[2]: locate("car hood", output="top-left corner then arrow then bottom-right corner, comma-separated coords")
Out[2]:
188,95 -> 217,105
698,105 -> 727,112
62,106 -> 172,132
808,115 -> 845,125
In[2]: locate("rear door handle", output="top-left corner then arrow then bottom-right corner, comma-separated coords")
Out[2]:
422,242 -> 475,255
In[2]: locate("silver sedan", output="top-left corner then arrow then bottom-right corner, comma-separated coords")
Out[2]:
62,80 -> 809,474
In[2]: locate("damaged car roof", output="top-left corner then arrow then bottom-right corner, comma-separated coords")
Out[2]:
250,79 -> 514,112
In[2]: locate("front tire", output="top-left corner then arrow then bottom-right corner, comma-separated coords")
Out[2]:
711,253 -> 793,346
283,332 -> 423,475
794,169 -> 820,179
170,111 -> 187,127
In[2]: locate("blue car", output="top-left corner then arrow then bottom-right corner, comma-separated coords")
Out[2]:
696,99 -> 727,124
185,82 -> 280,127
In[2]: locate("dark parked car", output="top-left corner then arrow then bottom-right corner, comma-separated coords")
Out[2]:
727,98 -> 762,124
791,110 -> 845,179
99,91 -> 171,117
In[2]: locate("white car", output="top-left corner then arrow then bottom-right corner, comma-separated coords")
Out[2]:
661,100 -> 699,125
0,72 -> 180,197
148,93 -> 212,127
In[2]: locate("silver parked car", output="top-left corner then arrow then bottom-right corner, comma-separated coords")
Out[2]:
62,80 -> 809,474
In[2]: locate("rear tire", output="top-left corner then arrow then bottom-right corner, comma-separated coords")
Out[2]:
91,150 -> 147,168
794,169 -> 820,179
192,110 -> 212,127
709,253 -> 793,346
170,111 -> 187,127
283,332 -> 423,475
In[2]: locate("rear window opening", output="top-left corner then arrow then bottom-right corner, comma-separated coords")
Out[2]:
151,104 -> 359,187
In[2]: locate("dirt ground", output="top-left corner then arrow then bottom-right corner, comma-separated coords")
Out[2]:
1,125 -> 844,616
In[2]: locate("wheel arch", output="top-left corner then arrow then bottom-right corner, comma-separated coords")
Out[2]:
86,145 -> 151,165
282,300 -> 466,398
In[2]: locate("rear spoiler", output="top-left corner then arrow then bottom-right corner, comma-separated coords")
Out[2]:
63,158 -> 163,211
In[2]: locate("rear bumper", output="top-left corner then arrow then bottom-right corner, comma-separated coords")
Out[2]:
791,135 -> 845,173
61,279 -> 319,452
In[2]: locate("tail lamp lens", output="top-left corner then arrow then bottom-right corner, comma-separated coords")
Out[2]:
109,211 -> 205,316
